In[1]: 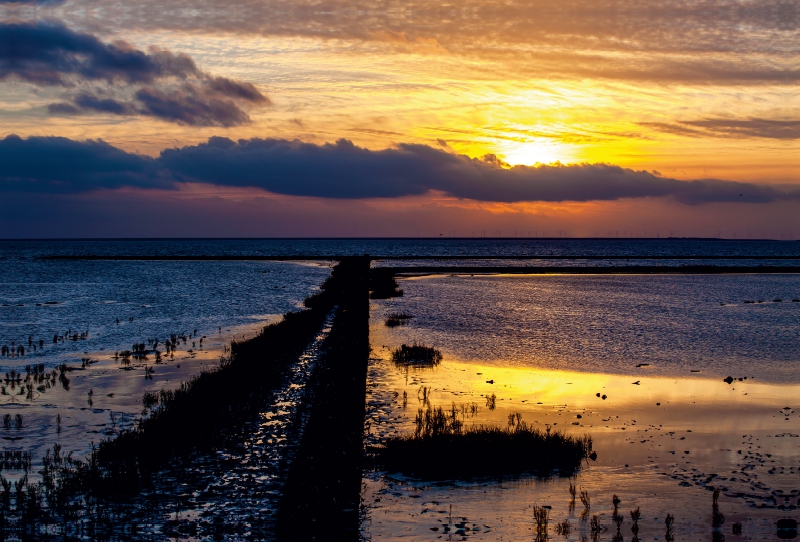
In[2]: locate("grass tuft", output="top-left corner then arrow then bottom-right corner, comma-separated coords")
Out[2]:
533,505 -> 549,536
391,343 -> 442,367
370,270 -> 404,299
378,408 -> 592,479
384,312 -> 413,327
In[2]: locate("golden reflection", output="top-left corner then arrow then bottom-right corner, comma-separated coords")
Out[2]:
375,339 -> 800,438
392,358 -> 798,409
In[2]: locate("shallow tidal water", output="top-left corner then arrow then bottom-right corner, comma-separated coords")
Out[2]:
0,247 -> 333,476
2,239 -> 799,539
364,273 -> 800,541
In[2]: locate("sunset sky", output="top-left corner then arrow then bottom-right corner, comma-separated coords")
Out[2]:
1,0 -> 798,238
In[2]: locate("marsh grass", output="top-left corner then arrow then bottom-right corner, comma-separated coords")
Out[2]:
712,488 -> 725,527
391,343 -> 442,367
418,385 -> 431,407
533,505 -> 548,536
384,312 -> 413,327
379,408 -> 592,479
413,404 -> 463,437
630,507 -> 641,536
370,270 -> 403,299
590,514 -> 602,537
614,512 -> 624,532
580,489 -> 591,512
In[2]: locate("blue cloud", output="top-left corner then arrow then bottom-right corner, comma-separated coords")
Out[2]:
0,134 -> 167,193
1,21 -> 269,126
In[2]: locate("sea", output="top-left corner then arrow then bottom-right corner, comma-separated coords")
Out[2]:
0,237 -> 796,367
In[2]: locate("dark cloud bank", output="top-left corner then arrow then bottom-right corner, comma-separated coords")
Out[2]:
0,21 -> 269,126
1,134 -> 798,205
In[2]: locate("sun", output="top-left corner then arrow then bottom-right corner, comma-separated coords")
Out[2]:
496,140 -> 574,166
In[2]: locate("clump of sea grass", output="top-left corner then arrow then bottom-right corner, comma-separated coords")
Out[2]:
391,343 -> 442,367
384,313 -> 413,327
142,391 -> 159,409
580,489 -> 591,510
370,270 -> 404,299
614,512 -> 624,532
418,385 -> 431,406
665,513 -> 675,537
630,507 -> 641,536
590,514 -> 602,537
533,505 -> 548,537
413,404 -> 463,437
712,488 -> 725,527
378,408 -> 592,479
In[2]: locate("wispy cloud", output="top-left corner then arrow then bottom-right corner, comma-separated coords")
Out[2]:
0,0 -> 63,5
9,0 -> 798,85
643,118 -> 800,140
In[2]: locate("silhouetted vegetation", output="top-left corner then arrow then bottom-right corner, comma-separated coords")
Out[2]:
377,407 -> 592,479
630,506 -> 641,537
385,312 -> 413,327
370,269 -> 404,299
533,505 -> 548,538
1,364 -> 62,400
391,343 -> 442,367
712,488 -> 725,527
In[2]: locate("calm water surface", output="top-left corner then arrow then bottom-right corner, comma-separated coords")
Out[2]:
383,273 -> 800,383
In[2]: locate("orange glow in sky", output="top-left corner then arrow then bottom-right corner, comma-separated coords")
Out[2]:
0,1 -> 798,236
